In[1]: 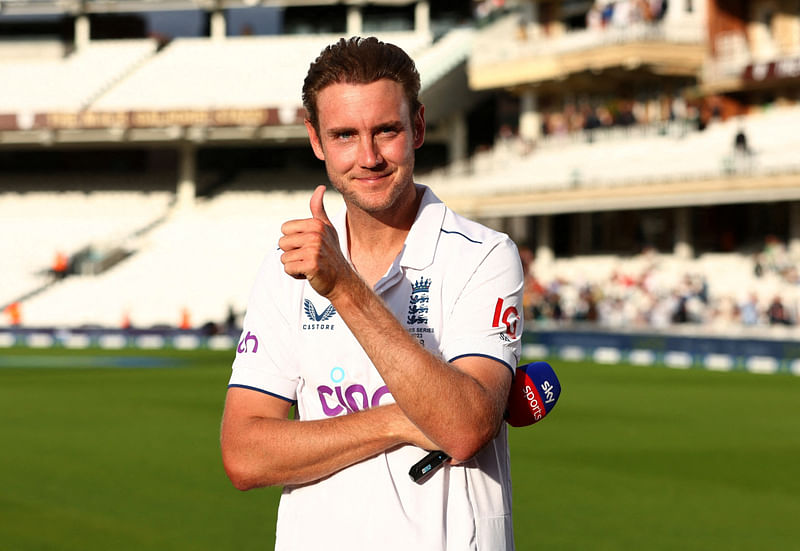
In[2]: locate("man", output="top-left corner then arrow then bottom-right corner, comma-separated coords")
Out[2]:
221,36 -> 524,550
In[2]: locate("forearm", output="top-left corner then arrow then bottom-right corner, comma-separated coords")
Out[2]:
329,276 -> 506,460
221,401 -> 424,489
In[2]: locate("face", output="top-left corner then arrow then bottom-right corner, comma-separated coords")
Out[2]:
305,79 -> 425,217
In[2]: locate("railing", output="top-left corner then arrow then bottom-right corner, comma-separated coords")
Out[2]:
471,13 -> 706,67
705,45 -> 800,83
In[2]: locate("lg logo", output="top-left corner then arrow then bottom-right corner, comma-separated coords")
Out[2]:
492,298 -> 519,337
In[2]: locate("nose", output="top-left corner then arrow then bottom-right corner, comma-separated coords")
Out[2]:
358,135 -> 383,168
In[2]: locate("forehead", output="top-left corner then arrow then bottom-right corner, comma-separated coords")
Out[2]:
315,79 -> 411,128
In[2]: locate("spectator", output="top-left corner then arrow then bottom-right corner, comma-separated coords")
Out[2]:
4,302 -> 22,326
734,128 -> 751,156
767,296 -> 792,325
739,294 -> 761,326
520,244 -> 799,332
52,250 -> 69,280
179,307 -> 191,330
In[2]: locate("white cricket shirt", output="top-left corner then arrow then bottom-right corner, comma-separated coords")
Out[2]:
229,185 -> 523,551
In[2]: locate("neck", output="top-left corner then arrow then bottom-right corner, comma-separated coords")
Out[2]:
345,185 -> 423,286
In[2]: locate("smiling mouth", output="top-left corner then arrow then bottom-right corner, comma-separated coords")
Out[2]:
354,173 -> 391,182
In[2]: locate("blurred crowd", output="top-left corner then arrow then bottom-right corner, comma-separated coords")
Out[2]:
519,240 -> 799,331
538,93 -> 698,139
585,0 -> 666,29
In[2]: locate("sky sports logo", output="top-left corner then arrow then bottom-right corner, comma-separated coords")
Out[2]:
523,379 -> 555,421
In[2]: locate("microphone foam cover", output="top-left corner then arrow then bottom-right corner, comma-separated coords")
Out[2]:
505,361 -> 561,428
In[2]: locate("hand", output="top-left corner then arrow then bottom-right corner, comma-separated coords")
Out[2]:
279,185 -> 352,298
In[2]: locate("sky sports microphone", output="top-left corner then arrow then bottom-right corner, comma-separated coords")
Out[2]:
409,361 -> 561,484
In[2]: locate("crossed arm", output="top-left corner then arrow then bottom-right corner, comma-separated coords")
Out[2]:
221,311 -> 511,490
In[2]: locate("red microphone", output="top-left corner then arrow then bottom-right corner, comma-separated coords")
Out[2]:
505,361 -> 561,427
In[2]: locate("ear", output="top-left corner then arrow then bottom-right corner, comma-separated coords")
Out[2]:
412,105 -> 426,149
305,119 -> 326,161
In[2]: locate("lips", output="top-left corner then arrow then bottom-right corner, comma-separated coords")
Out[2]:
353,172 -> 390,181
352,173 -> 392,186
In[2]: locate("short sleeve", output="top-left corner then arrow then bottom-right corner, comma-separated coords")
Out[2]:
441,237 -> 524,372
228,250 -> 300,403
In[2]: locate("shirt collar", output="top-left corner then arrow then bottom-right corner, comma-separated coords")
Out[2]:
331,184 -> 446,271
400,184 -> 445,271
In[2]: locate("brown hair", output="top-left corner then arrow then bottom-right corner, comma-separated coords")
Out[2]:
302,36 -> 422,132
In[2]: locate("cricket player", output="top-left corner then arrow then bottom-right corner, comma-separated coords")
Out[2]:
221,36 -> 524,550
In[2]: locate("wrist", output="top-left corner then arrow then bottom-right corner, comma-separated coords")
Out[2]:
373,404 -> 412,447
326,268 -> 369,307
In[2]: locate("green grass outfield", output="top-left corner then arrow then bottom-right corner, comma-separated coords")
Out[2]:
1,347 -> 798,550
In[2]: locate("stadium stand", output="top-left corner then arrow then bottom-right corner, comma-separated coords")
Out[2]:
425,103 -> 800,195
0,189 -> 172,310
93,33 -> 432,111
525,248 -> 799,330
0,39 -> 158,113
0,39 -> 65,61
1,0 -> 799,360
16,189 -> 344,328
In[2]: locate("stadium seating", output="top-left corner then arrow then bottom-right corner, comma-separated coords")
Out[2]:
424,104 -> 800,195
16,188 -> 344,328
1,23 -> 797,335
527,248 -> 798,329
6,174 -> 796,331
0,39 -> 65,61
4,102 -> 798,329
93,33 -> 432,111
0,33 -> 434,116
0,39 -> 157,113
0,189 -> 172,312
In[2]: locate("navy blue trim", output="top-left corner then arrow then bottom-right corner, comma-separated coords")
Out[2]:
440,228 -> 482,244
227,384 -> 297,404
448,353 -> 515,376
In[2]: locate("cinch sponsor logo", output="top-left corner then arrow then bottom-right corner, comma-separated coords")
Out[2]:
303,299 -> 337,331
237,331 -> 259,354
316,366 -> 391,417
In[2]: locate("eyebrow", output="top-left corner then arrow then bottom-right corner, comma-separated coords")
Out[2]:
326,120 -> 405,137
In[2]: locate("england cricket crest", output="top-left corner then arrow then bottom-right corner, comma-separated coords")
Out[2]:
407,277 -> 430,325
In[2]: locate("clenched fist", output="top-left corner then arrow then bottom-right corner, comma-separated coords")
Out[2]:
279,185 -> 353,298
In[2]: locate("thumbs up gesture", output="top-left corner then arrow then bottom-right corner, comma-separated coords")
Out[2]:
309,183 -> 331,225
279,185 -> 351,298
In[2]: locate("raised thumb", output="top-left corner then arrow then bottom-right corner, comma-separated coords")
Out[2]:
310,184 -> 330,224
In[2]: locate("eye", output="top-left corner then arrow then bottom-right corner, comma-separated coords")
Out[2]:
378,125 -> 399,137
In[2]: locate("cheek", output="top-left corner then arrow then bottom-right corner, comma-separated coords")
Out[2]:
383,139 -> 414,164
322,143 -> 355,171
